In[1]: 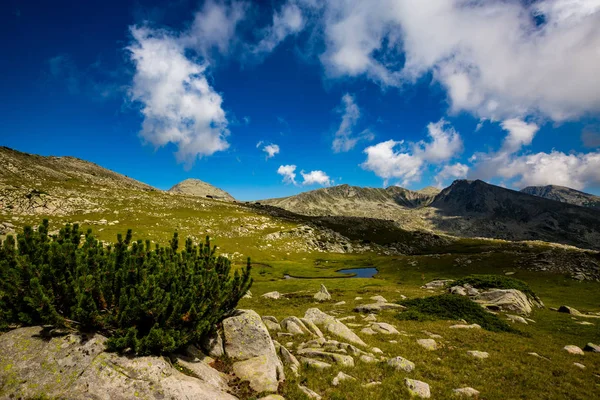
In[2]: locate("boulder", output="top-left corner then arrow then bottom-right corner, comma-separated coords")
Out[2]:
297,348 -> 354,367
449,324 -> 481,329
370,322 -> 399,334
422,279 -> 454,289
364,313 -> 377,322
262,291 -> 283,299
354,303 -> 405,313
360,354 -> 378,363
584,343 -> 600,352
506,314 -> 528,324
473,289 -> 536,315
314,284 -> 332,301
304,308 -> 367,347
277,344 -> 300,377
223,310 -> 284,392
416,339 -> 438,351
300,357 -> 332,370
453,387 -> 480,397
558,305 -> 582,316
263,319 -> 282,331
370,295 -> 388,302
281,316 -> 311,335
563,345 -> 584,355
332,371 -> 356,386
467,350 -> 489,359
301,318 -> 325,338
361,327 -> 377,335
298,384 -> 322,399
405,378 -> 431,398
450,286 -> 468,296
0,327 -> 237,400
388,356 -> 415,372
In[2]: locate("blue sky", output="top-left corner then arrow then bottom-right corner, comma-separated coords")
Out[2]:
2,0 -> 600,200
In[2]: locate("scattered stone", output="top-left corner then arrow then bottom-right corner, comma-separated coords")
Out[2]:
574,362 -> 586,369
370,295 -> 388,303
297,348 -> 354,367
371,347 -> 384,354
505,271 -> 515,275
527,352 -> 550,361
467,350 -> 489,359
334,301 -> 346,306
453,387 -> 480,397
422,279 -> 454,289
338,316 -> 356,321
300,357 -> 332,370
417,339 -> 438,351
361,327 -> 377,335
258,395 -> 285,400
450,324 -> 481,329
405,378 -> 431,398
354,297 -> 363,300
314,284 -> 332,302
233,354 -> 282,393
506,314 -> 528,324
360,354 -> 378,364
262,291 -> 283,300
558,305 -> 582,316
584,343 -> 600,352
262,318 -> 282,331
364,313 -> 377,322
354,302 -> 405,313
370,322 -> 399,334
422,331 -> 443,339
363,382 -> 382,388
450,286 -> 468,296
304,308 -> 367,347
298,384 -> 322,399
332,371 -> 356,386
277,344 -> 300,377
242,290 -> 252,299
577,321 -> 594,326
563,345 -> 584,355
301,317 -> 325,338
388,356 -> 415,372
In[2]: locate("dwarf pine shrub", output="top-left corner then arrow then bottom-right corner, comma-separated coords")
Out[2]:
0,220 -> 252,355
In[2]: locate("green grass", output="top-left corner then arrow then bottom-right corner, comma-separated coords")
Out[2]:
397,294 -> 520,333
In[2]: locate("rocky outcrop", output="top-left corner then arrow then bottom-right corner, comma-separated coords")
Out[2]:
473,289 -> 538,315
223,310 -> 284,393
0,327 -> 237,400
169,178 -> 235,201
304,308 -> 367,347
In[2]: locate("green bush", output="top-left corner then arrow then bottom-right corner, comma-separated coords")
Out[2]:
397,294 -> 519,333
451,274 -> 537,300
0,220 -> 252,355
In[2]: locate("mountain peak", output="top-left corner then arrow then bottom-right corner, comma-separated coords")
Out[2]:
168,179 -> 235,201
521,184 -> 600,210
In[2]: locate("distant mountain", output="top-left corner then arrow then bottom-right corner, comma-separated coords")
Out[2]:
261,184 -> 436,230
520,185 -> 600,210
169,179 -> 235,201
429,180 -> 600,249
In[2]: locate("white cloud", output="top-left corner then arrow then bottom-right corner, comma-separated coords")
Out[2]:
183,0 -> 247,58
277,164 -> 297,184
362,119 -> 463,185
263,143 -> 280,159
298,0 -> 600,121
127,27 -> 229,166
301,170 -> 331,186
332,94 -> 374,152
500,119 -> 540,154
435,163 -> 469,187
253,2 -> 305,56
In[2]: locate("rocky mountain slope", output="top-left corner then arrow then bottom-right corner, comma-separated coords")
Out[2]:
169,178 -> 235,201
521,184 -> 600,210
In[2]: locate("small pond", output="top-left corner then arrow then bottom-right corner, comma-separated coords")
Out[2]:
336,267 -> 378,278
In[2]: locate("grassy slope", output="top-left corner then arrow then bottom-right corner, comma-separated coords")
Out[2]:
2,167 -> 600,399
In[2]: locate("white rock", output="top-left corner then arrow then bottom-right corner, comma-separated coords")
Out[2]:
563,345 -> 584,355
370,322 -> 399,334
467,350 -> 489,359
360,327 -> 377,335
300,357 -> 332,370
298,384 -> 322,399
449,324 -> 481,329
332,371 -> 356,386
453,387 -> 480,397
405,378 -> 431,398
281,316 -> 311,335
371,347 -> 384,354
360,354 -> 378,364
314,284 -> 331,302
364,313 -> 377,322
370,295 -> 388,303
388,356 -> 415,372
417,339 -> 438,351
506,314 -> 528,324
334,301 -> 346,306
574,362 -> 586,369
304,308 -> 367,347
262,291 -> 283,299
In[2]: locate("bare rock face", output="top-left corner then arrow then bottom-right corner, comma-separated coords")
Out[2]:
0,327 -> 237,400
222,309 -> 284,393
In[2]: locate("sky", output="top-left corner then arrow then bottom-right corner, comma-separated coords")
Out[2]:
2,0 -> 600,200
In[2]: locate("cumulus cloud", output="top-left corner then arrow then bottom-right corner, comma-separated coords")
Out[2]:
296,0 -> 600,121
362,119 -> 463,185
127,27 -> 229,166
435,163 -> 469,187
253,2 -> 305,56
301,170 -> 331,186
277,164 -> 297,184
263,143 -> 280,159
332,94 -> 374,152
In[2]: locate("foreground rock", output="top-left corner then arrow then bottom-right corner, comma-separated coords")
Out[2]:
304,308 -> 367,347
223,309 -> 284,393
388,356 -> 415,372
0,327 -> 237,400
563,345 -> 584,355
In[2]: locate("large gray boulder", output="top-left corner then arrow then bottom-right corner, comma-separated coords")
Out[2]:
473,289 -> 535,315
0,327 -> 237,400
304,308 -> 367,347
223,310 -> 284,393
314,284 -> 332,301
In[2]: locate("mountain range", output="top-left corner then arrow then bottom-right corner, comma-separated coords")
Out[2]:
3,146 -> 600,250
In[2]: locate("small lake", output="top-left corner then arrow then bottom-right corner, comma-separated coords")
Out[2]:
336,267 -> 378,278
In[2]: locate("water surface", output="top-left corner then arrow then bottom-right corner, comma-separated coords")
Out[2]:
336,267 -> 378,278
